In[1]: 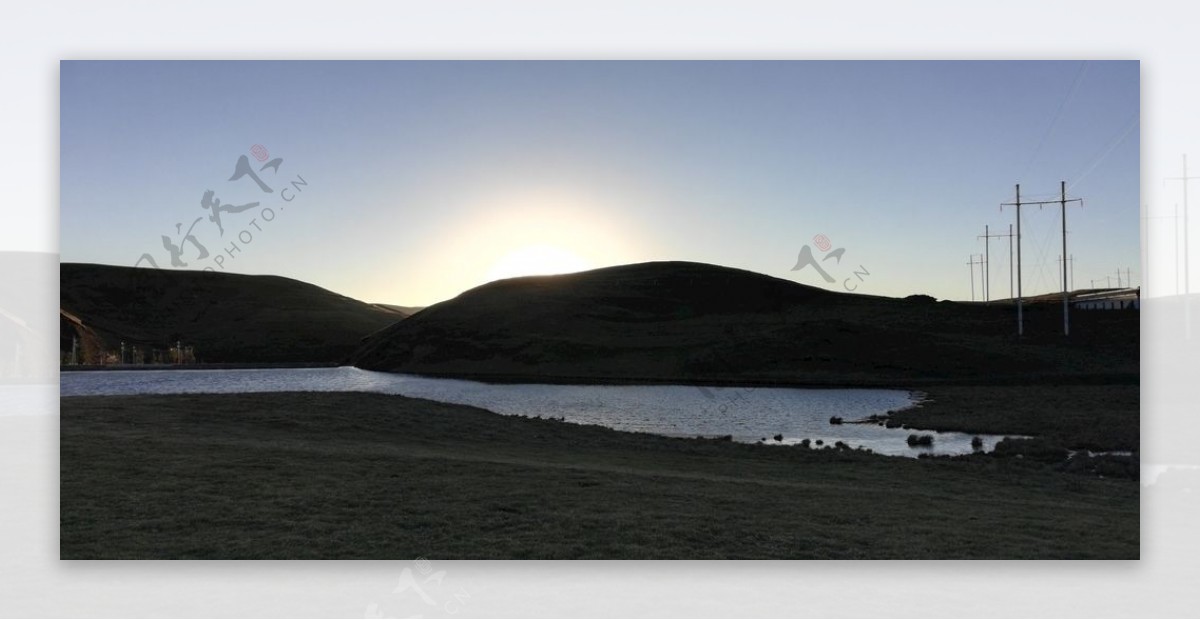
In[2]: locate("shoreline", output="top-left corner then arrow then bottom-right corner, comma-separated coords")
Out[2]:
344,367 -> 1140,390
65,362 -> 1140,390
60,362 -> 339,372
60,380 -> 1139,454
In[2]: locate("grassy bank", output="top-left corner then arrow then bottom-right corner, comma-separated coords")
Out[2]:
61,391 -> 1138,559
890,384 -> 1139,452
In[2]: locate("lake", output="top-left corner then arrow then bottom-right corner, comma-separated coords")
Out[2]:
59,366 -> 1008,457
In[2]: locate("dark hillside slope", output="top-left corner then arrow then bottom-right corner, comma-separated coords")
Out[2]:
351,261 -> 1137,385
61,263 -> 404,364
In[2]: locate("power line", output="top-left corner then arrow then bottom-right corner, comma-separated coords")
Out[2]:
1021,61 -> 1089,180
1067,112 -> 1139,193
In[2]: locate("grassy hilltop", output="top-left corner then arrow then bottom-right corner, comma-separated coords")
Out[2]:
60,263 -> 405,364
351,261 -> 1138,386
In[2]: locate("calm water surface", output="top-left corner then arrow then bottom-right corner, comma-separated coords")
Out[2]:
60,366 -> 1008,457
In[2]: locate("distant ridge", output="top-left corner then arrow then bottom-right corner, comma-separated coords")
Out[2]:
60,263 -> 404,364
371,303 -> 427,318
351,260 -> 1138,385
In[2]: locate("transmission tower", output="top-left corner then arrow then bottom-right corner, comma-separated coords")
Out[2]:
1002,182 -> 1081,336
1166,155 -> 1199,339
979,225 -> 1009,303
967,254 -> 983,301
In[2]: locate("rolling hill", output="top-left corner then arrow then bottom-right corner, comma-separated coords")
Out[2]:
60,263 -> 405,364
370,303 -> 425,318
350,260 -> 1138,386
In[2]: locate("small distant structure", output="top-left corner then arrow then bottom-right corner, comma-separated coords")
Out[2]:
60,308 -> 197,366
1072,287 -> 1140,311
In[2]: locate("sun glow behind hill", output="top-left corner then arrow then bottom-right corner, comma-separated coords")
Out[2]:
485,244 -> 594,282
412,185 -> 649,298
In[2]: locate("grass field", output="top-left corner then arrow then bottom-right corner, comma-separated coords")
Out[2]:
890,384 -> 1140,452
60,389 -> 1139,560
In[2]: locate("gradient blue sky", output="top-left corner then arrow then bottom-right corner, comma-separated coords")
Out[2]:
61,60 -> 1139,305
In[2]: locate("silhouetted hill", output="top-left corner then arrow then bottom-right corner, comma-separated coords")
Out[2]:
351,261 -> 1138,386
61,263 -> 404,364
370,304 -> 426,318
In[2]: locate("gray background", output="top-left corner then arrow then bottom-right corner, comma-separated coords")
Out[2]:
3,0 -> 1196,616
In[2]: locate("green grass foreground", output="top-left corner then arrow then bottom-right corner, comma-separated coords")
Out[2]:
60,390 -> 1138,559
891,384 -> 1139,452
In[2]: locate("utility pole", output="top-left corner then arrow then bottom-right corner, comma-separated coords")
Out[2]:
1055,181 -> 1082,336
967,254 -> 981,301
1166,155 -> 1198,338
1003,183 -> 1082,336
1143,205 -> 1149,299
978,254 -> 986,301
979,226 -> 1008,302
1001,185 -> 1025,336
1058,255 -> 1075,290
980,227 -> 989,301
1005,224 -> 1015,302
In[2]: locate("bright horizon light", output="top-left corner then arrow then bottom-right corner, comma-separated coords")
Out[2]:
484,244 -> 594,282
399,183 -> 651,305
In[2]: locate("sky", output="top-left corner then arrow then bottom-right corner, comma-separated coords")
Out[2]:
60,60 -> 1140,305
